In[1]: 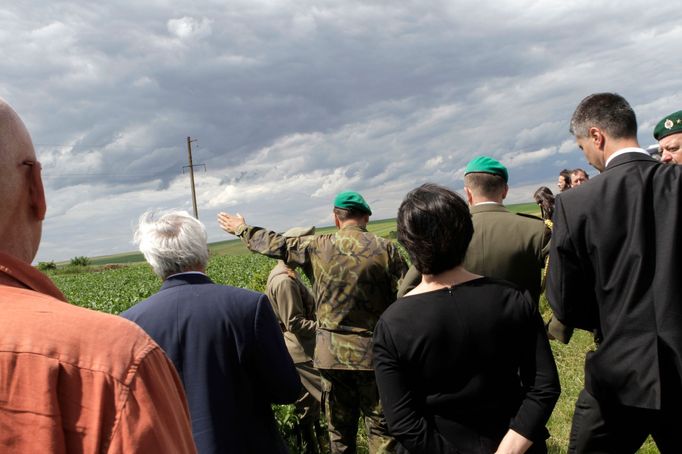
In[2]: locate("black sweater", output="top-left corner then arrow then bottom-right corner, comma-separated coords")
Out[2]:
373,277 -> 560,453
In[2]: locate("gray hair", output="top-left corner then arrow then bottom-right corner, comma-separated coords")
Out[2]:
569,93 -> 637,139
134,210 -> 209,279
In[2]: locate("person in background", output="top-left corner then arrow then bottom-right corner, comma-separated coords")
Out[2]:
653,109 -> 682,164
121,210 -> 300,454
218,191 -> 407,454
266,226 -> 329,453
0,98 -> 197,453
569,168 -> 589,186
374,183 -> 560,454
557,169 -> 572,192
532,186 -> 573,344
398,156 -> 549,306
533,186 -> 555,225
548,93 -> 682,452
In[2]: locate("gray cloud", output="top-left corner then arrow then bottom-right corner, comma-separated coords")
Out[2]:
0,1 -> 679,261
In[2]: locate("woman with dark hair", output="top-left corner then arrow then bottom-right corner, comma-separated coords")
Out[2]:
533,186 -> 555,225
373,183 -> 560,454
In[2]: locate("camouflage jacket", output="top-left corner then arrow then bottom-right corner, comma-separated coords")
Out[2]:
236,223 -> 407,370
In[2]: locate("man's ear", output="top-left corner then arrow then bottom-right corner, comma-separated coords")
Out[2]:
464,186 -> 474,205
29,164 -> 46,221
589,127 -> 605,150
502,184 -> 509,200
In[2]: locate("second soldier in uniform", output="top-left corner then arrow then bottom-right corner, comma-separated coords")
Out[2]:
219,191 -> 407,454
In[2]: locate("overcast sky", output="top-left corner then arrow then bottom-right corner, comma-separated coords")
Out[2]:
2,1 -> 680,262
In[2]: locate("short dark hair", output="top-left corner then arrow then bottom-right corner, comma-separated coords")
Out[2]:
397,183 -> 473,275
569,93 -> 637,139
571,168 -> 589,179
533,186 -> 555,221
463,172 -> 507,199
333,207 -> 366,221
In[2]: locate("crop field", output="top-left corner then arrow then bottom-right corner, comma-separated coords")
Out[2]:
46,207 -> 657,453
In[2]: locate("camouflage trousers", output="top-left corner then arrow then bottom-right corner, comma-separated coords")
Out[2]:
319,369 -> 396,454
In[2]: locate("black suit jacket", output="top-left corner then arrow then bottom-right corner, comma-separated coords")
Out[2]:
547,151 -> 682,410
121,273 -> 301,453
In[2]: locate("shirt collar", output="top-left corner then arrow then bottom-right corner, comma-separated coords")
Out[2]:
473,201 -> 504,206
0,251 -> 67,301
605,147 -> 649,167
166,271 -> 208,279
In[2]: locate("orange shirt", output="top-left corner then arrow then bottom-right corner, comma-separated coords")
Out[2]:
0,252 -> 197,454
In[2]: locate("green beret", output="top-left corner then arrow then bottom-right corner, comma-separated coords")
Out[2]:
464,156 -> 508,183
654,110 -> 682,140
334,191 -> 372,215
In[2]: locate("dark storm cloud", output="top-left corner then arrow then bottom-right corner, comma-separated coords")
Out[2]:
1,0 -> 680,260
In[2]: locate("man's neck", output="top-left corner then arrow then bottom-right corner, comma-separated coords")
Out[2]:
603,138 -> 640,163
337,219 -> 366,229
470,196 -> 504,206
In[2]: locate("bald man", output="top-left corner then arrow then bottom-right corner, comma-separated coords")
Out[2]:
0,99 -> 197,453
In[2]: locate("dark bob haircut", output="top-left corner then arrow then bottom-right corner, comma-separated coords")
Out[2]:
397,183 -> 473,275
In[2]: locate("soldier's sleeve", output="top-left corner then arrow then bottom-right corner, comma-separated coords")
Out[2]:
397,265 -> 420,298
236,224 -> 309,267
271,276 -> 317,338
546,197 -> 599,331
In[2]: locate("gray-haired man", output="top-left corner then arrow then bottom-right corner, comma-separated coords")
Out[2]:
121,210 -> 301,454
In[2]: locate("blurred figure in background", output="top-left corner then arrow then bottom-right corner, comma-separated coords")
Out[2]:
374,183 -> 560,453
533,186 -> 573,344
557,169 -> 572,192
266,226 -> 329,454
122,210 -> 300,454
654,109 -> 682,164
533,186 -> 555,226
570,168 -> 589,186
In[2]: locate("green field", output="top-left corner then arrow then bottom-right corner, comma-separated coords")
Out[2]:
45,205 -> 658,453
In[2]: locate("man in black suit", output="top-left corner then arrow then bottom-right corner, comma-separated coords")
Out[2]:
121,210 -> 301,454
547,93 -> 682,453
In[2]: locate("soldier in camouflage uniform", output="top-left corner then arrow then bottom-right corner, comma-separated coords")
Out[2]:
218,191 -> 407,454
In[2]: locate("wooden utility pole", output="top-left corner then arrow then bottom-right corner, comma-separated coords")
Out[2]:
183,136 -> 205,219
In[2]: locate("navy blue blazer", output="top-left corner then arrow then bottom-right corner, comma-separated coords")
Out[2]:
121,273 -> 301,454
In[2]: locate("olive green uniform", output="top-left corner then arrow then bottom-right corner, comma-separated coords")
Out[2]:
398,203 -> 549,302
236,223 -> 407,453
267,262 -> 328,453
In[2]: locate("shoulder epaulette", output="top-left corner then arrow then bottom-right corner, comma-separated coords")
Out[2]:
515,212 -> 543,221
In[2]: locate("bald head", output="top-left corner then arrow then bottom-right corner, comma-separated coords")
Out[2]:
0,98 -> 45,263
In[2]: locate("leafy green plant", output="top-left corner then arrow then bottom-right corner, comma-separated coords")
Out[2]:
70,256 -> 91,266
37,261 -> 57,271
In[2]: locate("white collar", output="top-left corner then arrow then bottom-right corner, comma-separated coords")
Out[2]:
167,271 -> 208,279
605,147 -> 649,167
